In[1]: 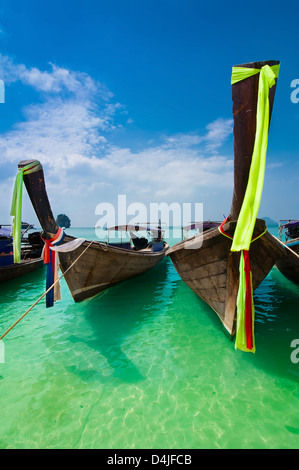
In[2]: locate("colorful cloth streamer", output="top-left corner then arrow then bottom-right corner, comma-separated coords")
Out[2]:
231,64 -> 280,252
10,161 -> 42,263
50,238 -> 86,253
235,250 -> 255,352
42,228 -> 65,308
219,218 -> 267,353
229,63 -> 280,352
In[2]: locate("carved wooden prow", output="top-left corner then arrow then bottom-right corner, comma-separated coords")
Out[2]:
229,60 -> 280,221
18,160 -> 59,238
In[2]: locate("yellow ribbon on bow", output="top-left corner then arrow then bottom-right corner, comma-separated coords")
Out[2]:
10,161 -> 42,263
231,63 -> 280,252
230,63 -> 280,352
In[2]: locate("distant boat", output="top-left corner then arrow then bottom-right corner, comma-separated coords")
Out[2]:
166,60 -> 286,339
276,220 -> 299,285
16,161 -> 168,302
0,225 -> 43,283
21,222 -> 34,231
181,221 -> 221,241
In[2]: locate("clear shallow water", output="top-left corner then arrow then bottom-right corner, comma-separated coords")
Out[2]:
0,227 -> 298,449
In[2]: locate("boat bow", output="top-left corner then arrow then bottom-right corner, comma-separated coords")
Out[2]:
167,60 -> 286,348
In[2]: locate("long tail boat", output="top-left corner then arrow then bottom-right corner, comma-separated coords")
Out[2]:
275,220 -> 299,285
0,225 -> 43,283
166,60 -> 287,345
16,160 -> 168,303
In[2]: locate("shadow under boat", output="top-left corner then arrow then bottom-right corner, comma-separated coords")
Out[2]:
242,269 -> 299,383
166,59 -> 288,338
17,161 -> 169,303
56,257 -> 174,384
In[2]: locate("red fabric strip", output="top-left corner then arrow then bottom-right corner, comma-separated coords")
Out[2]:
243,250 -> 253,350
218,218 -> 264,351
23,163 -> 40,174
219,217 -> 233,239
41,228 -> 62,265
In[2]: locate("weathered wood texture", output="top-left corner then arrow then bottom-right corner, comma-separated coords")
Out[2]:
276,239 -> 299,286
19,160 -> 168,302
0,258 -> 43,283
168,220 -> 285,335
167,60 -> 284,336
229,60 -> 279,220
18,160 -> 59,237
59,236 -> 167,301
285,239 -> 299,256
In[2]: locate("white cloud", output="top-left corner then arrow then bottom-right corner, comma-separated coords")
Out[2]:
0,55 -> 123,173
204,118 -> 233,151
0,54 -> 112,99
0,54 -> 234,226
1,98 -> 112,170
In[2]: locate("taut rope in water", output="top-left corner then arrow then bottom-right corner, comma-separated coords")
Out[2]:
0,241 -> 93,341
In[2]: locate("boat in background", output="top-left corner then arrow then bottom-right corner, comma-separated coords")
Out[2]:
275,220 -> 299,285
278,220 -> 299,255
166,60 -> 287,339
0,224 -> 43,283
100,222 -> 165,252
16,161 -> 169,303
181,221 -> 221,241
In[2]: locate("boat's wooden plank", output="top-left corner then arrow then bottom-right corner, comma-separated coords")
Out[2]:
276,243 -> 299,286
58,241 -> 168,301
167,60 -> 282,337
0,258 -> 43,283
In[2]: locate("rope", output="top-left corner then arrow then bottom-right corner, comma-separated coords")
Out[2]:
218,217 -> 267,353
218,217 -> 267,243
42,227 -> 65,308
0,241 -> 93,341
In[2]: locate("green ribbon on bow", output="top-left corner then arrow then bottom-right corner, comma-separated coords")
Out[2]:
230,63 -> 280,352
10,161 -> 41,263
231,63 -> 280,251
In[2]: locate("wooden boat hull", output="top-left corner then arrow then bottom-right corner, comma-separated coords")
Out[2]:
166,219 -> 285,335
58,237 -> 169,302
276,239 -> 299,286
16,160 -> 169,303
166,60 -> 285,340
285,239 -> 299,256
0,257 -> 43,283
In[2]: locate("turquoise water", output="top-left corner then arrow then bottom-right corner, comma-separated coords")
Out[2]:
0,227 -> 298,449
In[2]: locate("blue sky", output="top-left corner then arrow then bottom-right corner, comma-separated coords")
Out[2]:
0,0 -> 298,227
